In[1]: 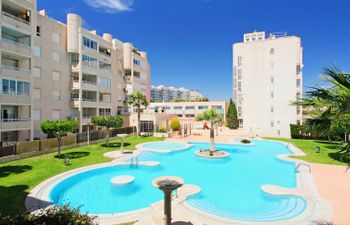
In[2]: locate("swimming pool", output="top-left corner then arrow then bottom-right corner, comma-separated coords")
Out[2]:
49,140 -> 307,222
138,141 -> 190,152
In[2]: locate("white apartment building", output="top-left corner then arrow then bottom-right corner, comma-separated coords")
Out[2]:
0,0 -> 150,142
233,31 -> 303,138
151,85 -> 206,102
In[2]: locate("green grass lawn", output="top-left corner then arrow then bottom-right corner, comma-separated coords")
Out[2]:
0,136 -> 163,217
264,137 -> 349,166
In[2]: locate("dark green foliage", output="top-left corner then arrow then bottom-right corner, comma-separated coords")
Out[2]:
0,205 -> 97,225
226,99 -> 238,129
91,115 -> 123,146
128,91 -> 148,136
241,139 -> 251,144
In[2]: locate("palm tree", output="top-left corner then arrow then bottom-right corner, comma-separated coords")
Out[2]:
196,108 -> 223,154
128,91 -> 149,136
294,65 -> 350,141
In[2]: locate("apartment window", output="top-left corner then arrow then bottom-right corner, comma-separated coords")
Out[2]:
270,106 -> 274,113
52,71 -> 61,81
238,56 -> 243,66
238,106 -> 242,113
212,106 -> 223,110
99,108 -> 111,116
33,109 -> 41,120
270,121 -> 274,127
270,92 -> 274,98
36,26 -> 41,36
2,79 -> 16,95
16,81 -> 30,96
185,106 -> 195,110
270,48 -> 275,55
34,46 -> 41,57
52,52 -> 61,63
82,54 -> 97,67
270,77 -> 274,84
239,119 -> 243,128
52,110 -> 61,120
296,92 -> 301,99
133,59 -> 141,66
52,32 -> 61,43
33,88 -> 41,99
174,106 -> 183,110
238,81 -> 242,92
296,65 -> 301,75
198,106 -> 208,110
297,79 -> 301,88
52,90 -> 61,101
83,36 -> 97,50
237,69 -> 242,80
33,67 -> 41,78
177,114 -> 183,118
98,76 -> 111,88
185,114 -> 195,118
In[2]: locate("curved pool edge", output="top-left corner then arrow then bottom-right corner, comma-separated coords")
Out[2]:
26,140 -> 333,225
136,140 -> 192,153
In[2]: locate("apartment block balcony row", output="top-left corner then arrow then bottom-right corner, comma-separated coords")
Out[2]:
1,37 -> 31,57
0,118 -> 31,131
1,64 -> 31,80
1,11 -> 32,33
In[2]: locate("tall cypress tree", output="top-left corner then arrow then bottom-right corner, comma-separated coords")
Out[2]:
226,99 -> 239,129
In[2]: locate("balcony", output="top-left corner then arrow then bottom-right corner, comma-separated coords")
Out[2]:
1,11 -> 31,33
0,94 -> 31,105
1,64 -> 31,80
1,38 -> 31,56
71,62 -> 98,75
71,80 -> 98,91
0,118 -> 31,131
70,98 -> 99,108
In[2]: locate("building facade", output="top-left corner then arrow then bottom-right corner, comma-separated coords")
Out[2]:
151,85 -> 205,102
0,0 -> 150,142
233,31 -> 303,138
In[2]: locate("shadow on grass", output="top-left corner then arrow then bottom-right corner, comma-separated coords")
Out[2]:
329,150 -> 350,165
0,185 -> 29,217
54,152 -> 90,159
0,165 -> 32,178
101,142 -> 131,148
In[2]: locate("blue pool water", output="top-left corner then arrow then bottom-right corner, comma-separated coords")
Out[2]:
50,141 -> 306,222
141,141 -> 188,151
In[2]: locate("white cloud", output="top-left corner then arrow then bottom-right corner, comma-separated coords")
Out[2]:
83,0 -> 134,13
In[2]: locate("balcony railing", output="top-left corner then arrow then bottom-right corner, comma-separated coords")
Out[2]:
1,11 -> 30,25
82,80 -> 97,85
1,118 -> 31,122
2,38 -> 31,49
2,64 -> 31,75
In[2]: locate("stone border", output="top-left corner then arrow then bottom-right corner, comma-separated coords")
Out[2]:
136,141 -> 192,153
195,150 -> 230,159
27,140 -> 333,225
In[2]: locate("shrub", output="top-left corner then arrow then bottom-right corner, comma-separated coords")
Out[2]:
170,117 -> 181,131
0,205 -> 97,225
159,125 -> 167,133
241,139 -> 251,144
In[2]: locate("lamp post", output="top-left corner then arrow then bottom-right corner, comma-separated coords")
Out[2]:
152,176 -> 184,225
87,122 -> 91,145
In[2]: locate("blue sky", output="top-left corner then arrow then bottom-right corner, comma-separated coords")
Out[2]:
38,0 -> 350,101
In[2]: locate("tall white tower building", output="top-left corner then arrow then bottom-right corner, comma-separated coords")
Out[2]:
233,31 -> 303,137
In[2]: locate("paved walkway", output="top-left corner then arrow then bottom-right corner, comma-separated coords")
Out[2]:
311,163 -> 350,225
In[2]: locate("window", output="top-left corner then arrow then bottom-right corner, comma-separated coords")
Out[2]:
52,32 -> 61,43
177,114 -> 183,118
270,121 -> 274,127
33,88 -> 41,99
52,71 -> 61,81
296,65 -> 301,75
16,81 -> 30,96
239,119 -> 243,128
238,106 -> 242,113
33,67 -> 41,78
36,26 -> 41,36
270,106 -> 274,113
52,110 -> 61,120
2,79 -> 16,95
296,92 -> 301,99
82,54 -> 97,67
238,56 -> 242,66
52,90 -> 61,101
270,92 -> 274,98
212,106 -> 223,110
52,52 -> 61,63
82,36 -> 97,50
270,48 -> 274,55
34,46 -> 41,57
237,69 -> 242,80
174,106 -> 183,110
98,76 -> 111,88
270,77 -> 274,84
198,106 -> 208,110
185,114 -> 195,118
133,59 -> 141,66
99,108 -> 111,116
185,106 -> 195,110
238,81 -> 242,92
33,110 -> 41,120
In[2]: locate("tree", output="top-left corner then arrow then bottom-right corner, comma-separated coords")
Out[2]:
41,120 -> 77,157
170,117 -> 181,131
91,115 -> 123,146
226,99 -> 239,129
294,65 -> 350,142
196,109 -> 223,154
128,91 -> 148,136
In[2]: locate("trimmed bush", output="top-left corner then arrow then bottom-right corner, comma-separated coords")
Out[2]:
170,117 -> 181,131
241,139 -> 251,144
